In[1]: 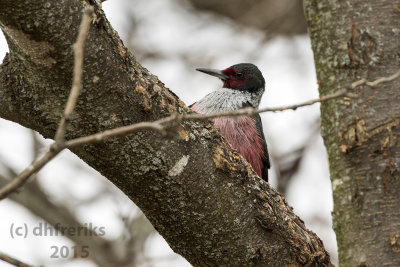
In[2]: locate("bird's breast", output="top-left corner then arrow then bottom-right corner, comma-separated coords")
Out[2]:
191,100 -> 265,177
190,88 -> 262,113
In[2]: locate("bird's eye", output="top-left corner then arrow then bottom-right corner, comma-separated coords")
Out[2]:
235,72 -> 243,78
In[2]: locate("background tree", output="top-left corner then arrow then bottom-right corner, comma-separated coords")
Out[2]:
304,0 -> 400,266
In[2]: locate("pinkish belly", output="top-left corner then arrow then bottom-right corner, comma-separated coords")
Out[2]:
190,103 -> 265,177
212,117 -> 264,177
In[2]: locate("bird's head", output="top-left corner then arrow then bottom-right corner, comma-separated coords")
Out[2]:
196,63 -> 265,92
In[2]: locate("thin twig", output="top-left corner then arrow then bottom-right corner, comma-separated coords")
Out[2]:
63,89 -> 350,148
1,63 -> 399,201
0,7 -> 93,201
64,68 -> 400,147
179,88 -> 350,121
54,7 -> 93,142
0,252 -> 34,267
0,144 -> 63,200
354,69 -> 400,88
65,121 -> 167,148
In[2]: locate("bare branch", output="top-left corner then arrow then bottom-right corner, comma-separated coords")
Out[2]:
0,7 -> 93,201
54,7 -> 93,142
0,174 -> 122,266
0,144 -> 62,200
65,69 -> 400,148
1,64 -> 399,202
0,252 -> 34,267
176,69 -> 400,120
183,88 -> 350,121
353,70 -> 400,88
64,87 -> 341,148
65,120 -> 167,148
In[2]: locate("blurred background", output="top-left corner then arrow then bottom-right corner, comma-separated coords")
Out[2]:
0,0 -> 337,266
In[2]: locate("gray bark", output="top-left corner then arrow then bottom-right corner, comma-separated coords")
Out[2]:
0,0 -> 332,266
304,0 -> 400,266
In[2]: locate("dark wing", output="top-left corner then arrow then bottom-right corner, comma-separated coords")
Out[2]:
254,112 -> 270,181
245,102 -> 270,182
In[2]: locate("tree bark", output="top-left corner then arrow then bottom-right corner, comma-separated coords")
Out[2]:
0,0 -> 332,266
304,1 -> 400,266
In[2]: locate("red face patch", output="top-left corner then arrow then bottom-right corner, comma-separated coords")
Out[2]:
222,68 -> 249,89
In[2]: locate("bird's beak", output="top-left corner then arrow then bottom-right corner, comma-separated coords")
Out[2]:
196,68 -> 229,80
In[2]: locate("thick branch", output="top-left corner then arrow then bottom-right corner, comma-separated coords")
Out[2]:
0,0 -> 332,266
55,6 -> 93,142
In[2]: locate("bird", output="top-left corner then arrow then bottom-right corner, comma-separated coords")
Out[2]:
191,63 -> 270,181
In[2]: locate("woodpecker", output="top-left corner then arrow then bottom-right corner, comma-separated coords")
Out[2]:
191,63 -> 270,181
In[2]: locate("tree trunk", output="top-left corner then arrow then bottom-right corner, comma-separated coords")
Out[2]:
304,1 -> 400,266
0,0 -> 333,266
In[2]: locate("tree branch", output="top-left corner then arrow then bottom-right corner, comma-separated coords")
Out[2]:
0,6 -> 93,201
0,252 -> 33,267
0,144 -> 61,200
0,174 -> 122,266
352,69 -> 400,88
65,68 -> 400,147
3,66 -> 398,201
0,71 -> 388,201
